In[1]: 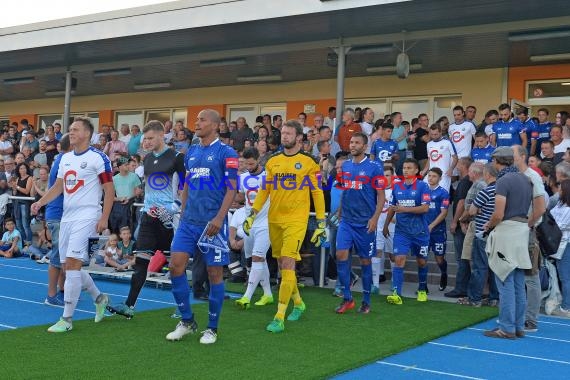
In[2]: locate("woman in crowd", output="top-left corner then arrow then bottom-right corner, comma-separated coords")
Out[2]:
11,162 -> 33,246
551,179 -> 570,318
104,129 -> 127,162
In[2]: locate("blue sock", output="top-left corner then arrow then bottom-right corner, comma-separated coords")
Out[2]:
438,259 -> 448,275
171,274 -> 193,322
361,264 -> 372,305
418,266 -> 428,291
392,266 -> 404,296
207,282 -> 225,330
337,259 -> 352,301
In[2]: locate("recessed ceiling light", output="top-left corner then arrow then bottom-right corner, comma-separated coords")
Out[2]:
366,64 -> 422,73
236,75 -> 282,83
529,53 -> 570,62
200,58 -> 246,67
93,68 -> 131,77
4,77 -> 35,85
133,82 -> 171,90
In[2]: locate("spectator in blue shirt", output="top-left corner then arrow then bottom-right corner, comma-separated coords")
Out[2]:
471,132 -> 494,163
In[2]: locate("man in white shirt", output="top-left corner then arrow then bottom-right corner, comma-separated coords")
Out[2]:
449,106 -> 477,159
0,131 -> 14,160
422,124 -> 458,192
324,106 -> 336,129
119,123 -> 131,145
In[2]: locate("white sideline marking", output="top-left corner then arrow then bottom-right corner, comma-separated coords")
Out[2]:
0,263 -> 47,272
428,342 -> 570,365
0,276 -> 175,306
540,320 -> 570,327
468,327 -> 570,343
0,323 -> 16,329
0,295 -> 95,315
376,361 -> 486,379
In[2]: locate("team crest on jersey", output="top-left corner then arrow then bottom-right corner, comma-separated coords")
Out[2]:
80,162 -> 87,169
207,155 -> 214,161
422,193 -> 430,202
295,162 -> 302,169
379,150 -> 390,161
359,171 -> 366,176
451,131 -> 464,143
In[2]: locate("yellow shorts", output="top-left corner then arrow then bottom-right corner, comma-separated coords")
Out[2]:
268,222 -> 307,261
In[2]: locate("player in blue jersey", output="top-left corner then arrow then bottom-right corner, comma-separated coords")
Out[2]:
166,109 -> 238,345
425,168 -> 450,291
370,123 -> 399,168
471,131 -> 494,163
43,134 -> 71,307
383,158 -> 430,304
530,108 -> 552,157
335,133 -> 385,314
515,108 -> 537,154
107,120 -> 185,319
486,103 -> 526,148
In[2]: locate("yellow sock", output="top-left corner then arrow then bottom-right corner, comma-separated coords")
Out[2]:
291,281 -> 303,306
276,269 -> 295,321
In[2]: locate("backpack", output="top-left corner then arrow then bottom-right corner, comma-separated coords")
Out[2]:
536,210 -> 562,256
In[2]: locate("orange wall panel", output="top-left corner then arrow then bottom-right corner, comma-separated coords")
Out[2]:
187,104 -> 226,131
508,64 -> 570,101
98,110 -> 114,130
9,114 -> 37,131
286,99 -> 336,125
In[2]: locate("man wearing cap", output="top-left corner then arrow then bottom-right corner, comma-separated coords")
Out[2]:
483,146 -> 533,339
109,155 -> 142,233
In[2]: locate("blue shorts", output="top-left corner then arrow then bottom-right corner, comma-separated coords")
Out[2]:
393,231 -> 429,258
171,221 -> 229,267
429,232 -> 447,256
336,221 -> 375,259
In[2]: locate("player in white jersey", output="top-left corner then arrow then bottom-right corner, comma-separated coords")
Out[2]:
373,166 -> 396,294
421,123 -> 457,192
235,148 -> 273,309
448,106 -> 477,159
32,117 -> 114,332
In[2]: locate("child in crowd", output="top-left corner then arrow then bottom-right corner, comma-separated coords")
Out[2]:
26,221 -> 52,263
118,226 -> 136,266
0,218 -> 23,258
103,234 -> 131,271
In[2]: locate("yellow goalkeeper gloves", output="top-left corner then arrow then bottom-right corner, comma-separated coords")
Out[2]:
243,211 -> 256,236
311,219 -> 327,247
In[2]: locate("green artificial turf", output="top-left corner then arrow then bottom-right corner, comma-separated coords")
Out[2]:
0,284 -> 497,380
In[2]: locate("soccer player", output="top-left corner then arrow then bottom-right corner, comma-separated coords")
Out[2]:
383,158 -> 430,304
424,168 -> 450,291
235,147 -> 273,309
107,120 -> 185,319
530,108 -> 552,157
244,119 -> 326,333
421,123 -> 457,192
373,165 -> 396,294
43,134 -> 71,307
165,109 -> 238,344
334,133 -> 385,314
448,106 -> 477,161
471,132 -> 494,163
370,123 -> 399,168
485,103 -> 526,148
31,117 -> 113,332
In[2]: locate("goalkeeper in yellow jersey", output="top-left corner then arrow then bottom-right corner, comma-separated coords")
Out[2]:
243,119 -> 326,333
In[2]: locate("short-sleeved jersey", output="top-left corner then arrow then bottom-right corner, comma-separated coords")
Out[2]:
58,147 -> 113,222
113,172 -> 141,199
449,121 -> 477,158
339,157 -> 383,225
391,180 -> 430,235
531,121 -> 552,150
252,151 -> 325,223
45,153 -> 63,221
239,170 -> 269,227
143,148 -> 185,212
471,144 -> 495,163
182,139 -> 238,225
425,185 -> 450,234
522,118 -> 537,150
230,206 -> 247,239
371,139 -> 398,163
488,118 -> 526,147
427,138 -> 457,172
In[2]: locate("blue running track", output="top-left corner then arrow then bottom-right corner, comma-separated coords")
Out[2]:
336,314 -> 570,379
0,257 -> 196,331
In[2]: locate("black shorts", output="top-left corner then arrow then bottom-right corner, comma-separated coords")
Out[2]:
136,213 -> 174,253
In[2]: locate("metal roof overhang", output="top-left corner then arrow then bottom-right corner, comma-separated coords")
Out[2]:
1,0 -> 570,101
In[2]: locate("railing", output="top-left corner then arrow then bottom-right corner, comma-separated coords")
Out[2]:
10,198 -> 330,288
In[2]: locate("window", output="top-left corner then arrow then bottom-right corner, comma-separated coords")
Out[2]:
38,112 -> 99,133
345,100 -> 387,120
145,110 -> 171,124
527,79 -> 570,106
38,115 -> 62,131
116,111 -> 144,130
172,108 -> 188,127
433,96 -> 462,123
390,99 -> 430,122
227,103 -> 286,126
0,118 -> 9,128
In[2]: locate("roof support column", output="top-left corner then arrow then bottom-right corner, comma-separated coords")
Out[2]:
63,69 -> 72,132
333,42 -> 351,131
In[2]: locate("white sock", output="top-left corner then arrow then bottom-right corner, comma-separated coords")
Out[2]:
379,251 -> 386,275
63,270 -> 82,319
371,257 -> 381,287
81,270 -> 101,301
244,261 -> 263,300
260,261 -> 272,297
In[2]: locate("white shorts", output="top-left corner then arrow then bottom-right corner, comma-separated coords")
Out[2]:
376,222 -> 395,254
243,225 -> 271,259
59,219 -> 98,263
